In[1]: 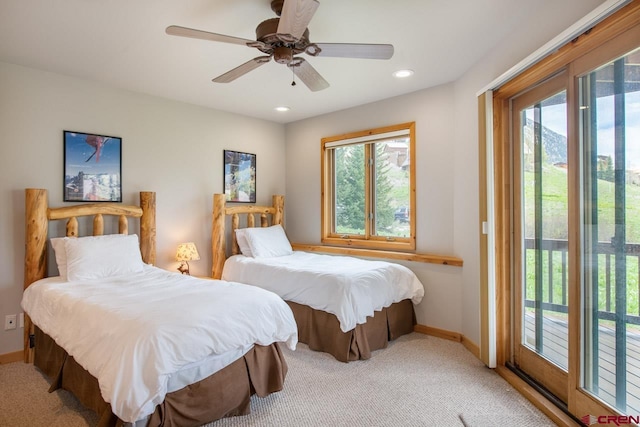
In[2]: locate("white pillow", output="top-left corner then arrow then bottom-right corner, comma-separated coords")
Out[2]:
235,229 -> 253,257
243,224 -> 293,258
65,234 -> 145,281
50,237 -> 69,279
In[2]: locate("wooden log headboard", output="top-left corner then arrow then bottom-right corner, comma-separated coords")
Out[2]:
23,188 -> 156,362
211,193 -> 284,279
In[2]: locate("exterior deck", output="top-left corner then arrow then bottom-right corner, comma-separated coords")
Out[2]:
523,237 -> 640,414
524,310 -> 640,413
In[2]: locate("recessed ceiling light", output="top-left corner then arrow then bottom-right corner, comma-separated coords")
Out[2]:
393,69 -> 414,78
275,106 -> 290,112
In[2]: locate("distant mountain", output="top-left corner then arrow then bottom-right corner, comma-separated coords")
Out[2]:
522,119 -> 640,187
523,118 -> 567,165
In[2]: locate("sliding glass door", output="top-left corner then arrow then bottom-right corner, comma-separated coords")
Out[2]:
579,46 -> 640,415
493,6 -> 640,420
512,73 -> 570,402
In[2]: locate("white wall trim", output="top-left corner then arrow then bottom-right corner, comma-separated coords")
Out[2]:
485,90 -> 497,368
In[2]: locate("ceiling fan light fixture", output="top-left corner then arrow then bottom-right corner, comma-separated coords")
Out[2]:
275,106 -> 291,112
393,69 -> 414,78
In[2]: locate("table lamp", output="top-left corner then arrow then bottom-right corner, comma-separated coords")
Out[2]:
175,242 -> 200,275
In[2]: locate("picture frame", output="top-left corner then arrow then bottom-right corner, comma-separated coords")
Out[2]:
63,130 -> 122,202
224,150 -> 256,203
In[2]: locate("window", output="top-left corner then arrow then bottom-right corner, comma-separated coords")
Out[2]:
321,122 -> 416,251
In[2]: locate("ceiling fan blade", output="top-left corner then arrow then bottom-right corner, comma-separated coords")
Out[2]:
313,43 -> 394,60
277,0 -> 319,42
213,56 -> 271,83
166,25 -> 255,47
289,58 -> 329,92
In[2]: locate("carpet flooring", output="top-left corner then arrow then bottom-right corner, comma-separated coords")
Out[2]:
0,333 -> 554,426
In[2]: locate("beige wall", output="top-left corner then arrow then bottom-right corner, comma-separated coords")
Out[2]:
0,61 -> 286,355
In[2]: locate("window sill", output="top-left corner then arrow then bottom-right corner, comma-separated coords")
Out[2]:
321,236 -> 415,252
290,243 -> 463,267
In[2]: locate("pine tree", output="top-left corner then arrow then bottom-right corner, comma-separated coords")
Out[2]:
335,145 -> 365,232
334,143 -> 396,233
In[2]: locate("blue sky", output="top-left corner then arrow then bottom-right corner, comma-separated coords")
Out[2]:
526,90 -> 640,170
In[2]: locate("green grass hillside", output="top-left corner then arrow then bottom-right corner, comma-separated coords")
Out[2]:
523,165 -> 640,315
524,165 -> 640,242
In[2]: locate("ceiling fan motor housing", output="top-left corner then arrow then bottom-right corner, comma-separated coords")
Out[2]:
255,18 -> 310,55
273,46 -> 293,64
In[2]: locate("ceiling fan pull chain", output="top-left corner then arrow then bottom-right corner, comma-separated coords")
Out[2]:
291,66 -> 296,86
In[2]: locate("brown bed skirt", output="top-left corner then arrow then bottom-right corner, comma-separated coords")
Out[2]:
33,326 -> 287,427
287,299 -> 415,363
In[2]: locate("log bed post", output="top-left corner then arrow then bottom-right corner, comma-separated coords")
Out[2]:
139,191 -> 156,266
212,194 -> 226,279
273,195 -> 284,226
24,189 -> 48,363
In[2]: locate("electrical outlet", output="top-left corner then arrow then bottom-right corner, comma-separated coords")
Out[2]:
5,315 -> 17,330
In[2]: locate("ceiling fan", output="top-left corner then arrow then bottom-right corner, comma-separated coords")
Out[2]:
166,0 -> 394,92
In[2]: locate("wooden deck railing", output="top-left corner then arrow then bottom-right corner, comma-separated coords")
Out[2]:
523,238 -> 640,323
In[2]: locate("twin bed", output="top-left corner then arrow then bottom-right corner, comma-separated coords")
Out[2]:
211,193 -> 424,363
22,189 -> 297,426
22,188 -> 424,425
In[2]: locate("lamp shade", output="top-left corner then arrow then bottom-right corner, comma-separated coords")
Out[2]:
175,242 -> 200,262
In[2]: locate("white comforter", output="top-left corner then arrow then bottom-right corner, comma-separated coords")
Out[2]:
222,251 -> 424,332
21,265 -> 297,423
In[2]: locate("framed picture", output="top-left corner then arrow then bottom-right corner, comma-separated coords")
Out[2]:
224,150 -> 256,203
63,130 -> 122,202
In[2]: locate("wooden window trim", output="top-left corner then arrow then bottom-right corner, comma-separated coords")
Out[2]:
321,122 -> 416,251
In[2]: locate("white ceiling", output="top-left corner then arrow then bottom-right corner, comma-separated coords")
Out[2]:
1,0 -> 546,123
